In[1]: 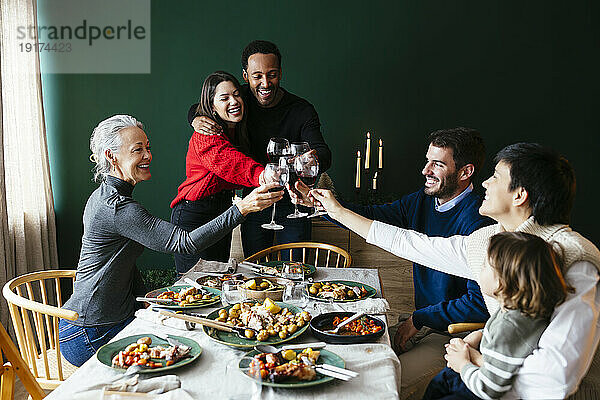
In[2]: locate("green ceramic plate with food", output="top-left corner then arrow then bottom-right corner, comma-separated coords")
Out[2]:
260,260 -> 316,278
201,300 -> 311,348
305,280 -> 377,302
144,285 -> 221,309
96,334 -> 202,373
239,348 -> 345,388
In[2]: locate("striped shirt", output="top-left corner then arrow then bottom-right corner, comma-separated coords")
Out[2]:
460,309 -> 548,399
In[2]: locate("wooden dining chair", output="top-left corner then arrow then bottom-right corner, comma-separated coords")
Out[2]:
448,322 -> 485,334
2,270 -> 79,390
1,321 -> 46,399
245,242 -> 352,268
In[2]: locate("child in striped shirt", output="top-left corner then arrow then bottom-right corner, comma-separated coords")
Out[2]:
423,231 -> 572,400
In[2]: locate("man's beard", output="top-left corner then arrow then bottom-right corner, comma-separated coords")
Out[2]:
424,172 -> 460,200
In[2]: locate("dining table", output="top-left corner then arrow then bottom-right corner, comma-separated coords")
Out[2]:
46,266 -> 402,399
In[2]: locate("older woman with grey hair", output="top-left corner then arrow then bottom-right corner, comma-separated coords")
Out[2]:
59,115 -> 282,366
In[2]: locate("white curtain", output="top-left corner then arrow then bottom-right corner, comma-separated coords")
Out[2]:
0,0 -> 59,332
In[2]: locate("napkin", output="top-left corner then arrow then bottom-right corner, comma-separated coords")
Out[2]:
134,309 -> 190,331
76,373 -> 191,399
190,257 -> 238,273
103,374 -> 181,393
309,298 -> 390,315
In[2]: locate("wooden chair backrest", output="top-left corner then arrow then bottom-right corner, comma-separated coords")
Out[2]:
245,242 -> 352,268
1,321 -> 46,399
2,270 -> 78,389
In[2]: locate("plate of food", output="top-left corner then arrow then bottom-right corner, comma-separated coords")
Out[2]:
202,299 -> 311,348
144,285 -> 221,309
96,334 -> 202,373
239,347 -> 345,388
242,261 -> 316,279
310,312 -> 386,344
195,273 -> 247,291
305,280 -> 377,302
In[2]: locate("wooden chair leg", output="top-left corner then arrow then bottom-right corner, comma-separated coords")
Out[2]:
0,324 -> 45,400
1,363 -> 16,400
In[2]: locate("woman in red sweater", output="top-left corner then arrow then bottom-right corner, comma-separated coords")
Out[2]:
170,71 -> 270,273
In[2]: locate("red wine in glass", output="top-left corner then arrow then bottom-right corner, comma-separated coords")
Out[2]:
298,174 -> 317,187
268,185 -> 284,193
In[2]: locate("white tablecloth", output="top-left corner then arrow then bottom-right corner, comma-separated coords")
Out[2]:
46,268 -> 401,399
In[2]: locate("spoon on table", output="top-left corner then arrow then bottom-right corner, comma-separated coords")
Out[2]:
254,342 -> 327,353
326,312 -> 367,334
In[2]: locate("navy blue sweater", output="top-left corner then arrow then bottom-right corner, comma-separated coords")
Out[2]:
341,188 -> 492,330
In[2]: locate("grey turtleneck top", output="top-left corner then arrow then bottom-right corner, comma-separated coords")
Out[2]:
63,175 -> 244,326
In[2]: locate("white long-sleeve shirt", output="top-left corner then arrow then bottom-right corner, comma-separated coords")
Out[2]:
368,220 -> 600,399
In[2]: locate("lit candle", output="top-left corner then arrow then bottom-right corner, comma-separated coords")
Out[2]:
365,132 -> 371,169
355,151 -> 361,188
378,139 -> 383,169
372,171 -> 378,190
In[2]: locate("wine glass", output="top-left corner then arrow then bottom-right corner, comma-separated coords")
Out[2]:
287,142 -> 310,219
294,153 -> 326,218
266,137 -> 290,165
261,163 -> 289,230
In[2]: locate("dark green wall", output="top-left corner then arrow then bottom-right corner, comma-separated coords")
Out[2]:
42,1 -> 599,269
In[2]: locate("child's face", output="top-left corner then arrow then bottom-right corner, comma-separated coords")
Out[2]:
480,259 -> 499,298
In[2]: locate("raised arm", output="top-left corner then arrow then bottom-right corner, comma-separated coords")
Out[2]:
114,184 -> 282,254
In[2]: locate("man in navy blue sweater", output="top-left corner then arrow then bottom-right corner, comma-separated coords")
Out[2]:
291,128 -> 492,353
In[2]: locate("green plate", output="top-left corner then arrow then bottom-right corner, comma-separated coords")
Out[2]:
239,348 -> 345,388
202,301 -> 310,348
96,334 -> 202,373
145,285 -> 221,310
306,280 -> 377,302
261,260 -> 316,278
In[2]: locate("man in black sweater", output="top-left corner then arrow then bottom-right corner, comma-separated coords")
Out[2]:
188,40 -> 332,258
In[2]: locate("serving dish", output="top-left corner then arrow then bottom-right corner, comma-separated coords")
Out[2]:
202,301 -> 310,348
238,277 -> 291,301
195,273 -> 246,291
305,280 -> 377,302
310,312 -> 386,344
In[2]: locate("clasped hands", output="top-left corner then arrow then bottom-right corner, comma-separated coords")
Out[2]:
444,330 -> 483,373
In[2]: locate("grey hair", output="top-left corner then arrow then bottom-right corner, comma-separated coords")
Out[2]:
89,114 -> 144,182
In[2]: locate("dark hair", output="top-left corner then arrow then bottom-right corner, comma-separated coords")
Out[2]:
488,232 -> 572,319
241,40 -> 282,71
494,143 -> 576,225
196,71 -> 250,152
197,71 -> 241,127
428,127 -> 486,178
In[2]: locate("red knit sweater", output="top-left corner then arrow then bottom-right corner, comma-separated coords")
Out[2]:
170,130 -> 264,208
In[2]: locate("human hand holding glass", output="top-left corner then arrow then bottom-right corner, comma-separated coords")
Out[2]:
287,142 -> 311,219
260,163 -> 289,230
294,153 -> 326,218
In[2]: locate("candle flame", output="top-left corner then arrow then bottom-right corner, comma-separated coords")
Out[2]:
357,150 -> 360,157
374,172 -> 378,179
367,132 -> 370,138
379,139 -> 382,145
